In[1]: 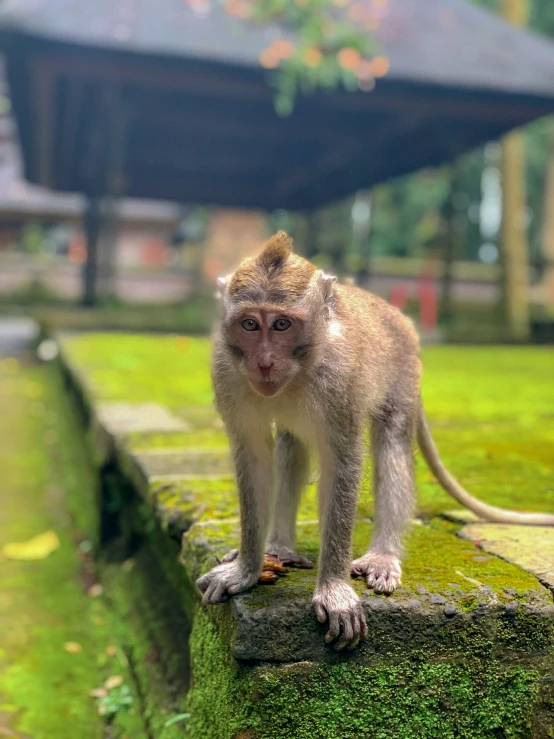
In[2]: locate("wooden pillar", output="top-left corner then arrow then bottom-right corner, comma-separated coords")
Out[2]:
80,85 -> 126,306
439,167 -> 464,328
99,88 -> 126,301
540,125 -> 554,309
500,0 -> 531,341
82,196 -> 102,307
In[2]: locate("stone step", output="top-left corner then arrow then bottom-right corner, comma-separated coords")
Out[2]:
56,332 -> 554,739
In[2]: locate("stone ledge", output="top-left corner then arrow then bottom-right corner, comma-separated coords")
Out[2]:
55,332 -> 554,738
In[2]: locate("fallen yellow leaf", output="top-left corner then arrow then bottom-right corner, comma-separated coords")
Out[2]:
64,642 -> 82,654
104,675 -> 123,690
1,530 -> 60,561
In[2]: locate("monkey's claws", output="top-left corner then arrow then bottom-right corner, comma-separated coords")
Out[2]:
196,561 -> 259,604
312,580 -> 366,651
351,552 -> 402,595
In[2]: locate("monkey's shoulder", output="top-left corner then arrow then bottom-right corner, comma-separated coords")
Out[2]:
334,284 -> 418,345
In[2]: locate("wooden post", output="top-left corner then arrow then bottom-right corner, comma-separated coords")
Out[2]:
82,196 -> 102,307
540,124 -> 554,310
500,0 -> 531,341
439,168 -> 457,329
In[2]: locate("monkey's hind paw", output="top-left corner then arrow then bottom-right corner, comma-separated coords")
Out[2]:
312,580 -> 367,651
265,544 -> 313,569
196,561 -> 259,604
351,552 -> 402,595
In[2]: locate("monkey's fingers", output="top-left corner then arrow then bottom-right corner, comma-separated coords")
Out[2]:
367,571 -> 401,595
324,611 -> 341,644
220,549 -> 239,564
313,602 -> 327,624
332,615 -> 354,651
202,579 -> 230,604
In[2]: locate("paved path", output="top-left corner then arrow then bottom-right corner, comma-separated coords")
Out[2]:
0,317 -> 37,356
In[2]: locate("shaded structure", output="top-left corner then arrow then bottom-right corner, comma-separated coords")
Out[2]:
1,0 -> 554,301
1,0 -> 554,209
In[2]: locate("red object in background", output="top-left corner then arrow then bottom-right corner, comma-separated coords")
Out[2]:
418,265 -> 438,331
389,283 -> 409,312
143,239 -> 168,266
68,234 -> 86,265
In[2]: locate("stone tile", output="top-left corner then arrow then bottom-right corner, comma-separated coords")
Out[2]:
137,447 -> 232,478
97,402 -> 191,434
459,523 -> 554,590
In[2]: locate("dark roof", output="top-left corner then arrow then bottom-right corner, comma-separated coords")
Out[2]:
0,59 -> 182,224
1,0 -> 554,209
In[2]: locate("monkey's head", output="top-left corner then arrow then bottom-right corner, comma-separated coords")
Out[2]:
217,231 -> 336,398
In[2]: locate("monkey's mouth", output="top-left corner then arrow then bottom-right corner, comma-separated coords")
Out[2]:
251,380 -> 280,397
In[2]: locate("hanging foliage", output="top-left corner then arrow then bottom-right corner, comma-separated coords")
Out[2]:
219,0 -> 388,114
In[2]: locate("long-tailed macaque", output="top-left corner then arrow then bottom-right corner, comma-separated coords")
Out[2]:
197,232 -> 554,650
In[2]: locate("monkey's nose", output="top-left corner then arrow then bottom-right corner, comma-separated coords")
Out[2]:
258,362 -> 274,379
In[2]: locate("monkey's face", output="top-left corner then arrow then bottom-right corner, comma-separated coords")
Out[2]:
226,307 -> 307,397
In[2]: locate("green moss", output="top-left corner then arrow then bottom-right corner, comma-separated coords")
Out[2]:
62,336 -> 554,520
62,333 -> 214,408
186,604 -> 547,739
0,361 -> 145,738
100,550 -> 192,738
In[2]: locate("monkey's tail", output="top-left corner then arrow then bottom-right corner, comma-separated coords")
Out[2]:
417,401 -> 554,526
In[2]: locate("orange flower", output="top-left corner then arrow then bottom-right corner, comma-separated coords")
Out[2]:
271,39 -> 295,59
259,49 -> 280,68
369,55 -> 390,77
223,0 -> 250,16
337,47 -> 361,71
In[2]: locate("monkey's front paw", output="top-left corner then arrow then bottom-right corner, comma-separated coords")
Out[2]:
196,561 -> 259,604
312,580 -> 366,651
351,552 -> 402,594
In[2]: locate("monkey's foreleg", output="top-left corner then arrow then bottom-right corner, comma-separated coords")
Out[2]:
312,438 -> 367,650
266,430 -> 313,568
196,431 -> 273,603
352,406 -> 415,594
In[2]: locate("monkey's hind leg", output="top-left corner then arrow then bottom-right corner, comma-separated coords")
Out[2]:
265,430 -> 313,568
196,431 -> 273,603
352,403 -> 416,594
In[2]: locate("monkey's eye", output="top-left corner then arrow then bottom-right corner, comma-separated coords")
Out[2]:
241,318 -> 260,331
273,318 -> 292,332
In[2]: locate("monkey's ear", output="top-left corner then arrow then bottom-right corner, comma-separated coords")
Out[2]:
215,275 -> 230,300
320,272 -> 337,302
